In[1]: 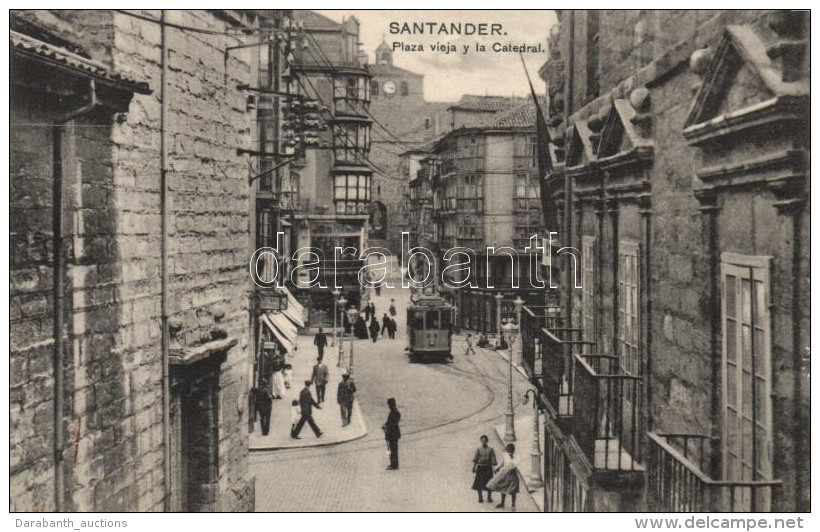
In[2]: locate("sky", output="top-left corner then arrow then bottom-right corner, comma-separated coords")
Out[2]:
317,10 -> 557,102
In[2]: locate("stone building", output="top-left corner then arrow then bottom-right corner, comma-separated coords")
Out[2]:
10,9 -> 258,511
279,10 -> 373,325
524,10 -> 809,512
367,41 -> 451,252
408,98 -> 550,332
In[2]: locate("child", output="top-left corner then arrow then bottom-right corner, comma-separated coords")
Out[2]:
290,399 -> 300,438
283,363 -> 293,389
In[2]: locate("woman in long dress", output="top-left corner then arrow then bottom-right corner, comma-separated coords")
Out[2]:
471,435 -> 497,503
486,443 -> 519,511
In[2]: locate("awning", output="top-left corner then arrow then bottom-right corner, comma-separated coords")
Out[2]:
282,286 -> 306,328
261,312 -> 298,354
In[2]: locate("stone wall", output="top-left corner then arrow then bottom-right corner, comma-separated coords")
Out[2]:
10,9 -> 256,512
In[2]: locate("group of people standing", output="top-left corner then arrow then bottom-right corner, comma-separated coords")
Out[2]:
252,348 -> 293,436
344,298 -> 399,343
472,436 -> 520,511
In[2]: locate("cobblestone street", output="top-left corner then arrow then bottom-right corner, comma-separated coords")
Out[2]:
251,283 -> 539,512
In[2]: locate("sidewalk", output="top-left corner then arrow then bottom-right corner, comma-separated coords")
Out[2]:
486,343 -> 547,512
249,332 -> 367,451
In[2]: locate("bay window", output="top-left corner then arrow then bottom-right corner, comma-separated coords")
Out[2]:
334,173 -> 371,215
333,75 -> 370,115
333,121 -> 371,164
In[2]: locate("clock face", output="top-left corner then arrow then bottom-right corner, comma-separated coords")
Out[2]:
383,80 -> 396,95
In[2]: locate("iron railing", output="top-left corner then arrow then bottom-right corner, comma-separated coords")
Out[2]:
573,354 -> 643,471
647,433 -> 782,512
540,327 -> 596,417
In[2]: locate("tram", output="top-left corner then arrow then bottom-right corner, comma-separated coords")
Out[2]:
406,293 -> 454,361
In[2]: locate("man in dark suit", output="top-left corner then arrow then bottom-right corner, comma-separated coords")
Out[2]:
311,357 -> 329,403
292,380 -> 323,439
383,397 -> 401,470
313,328 -> 328,359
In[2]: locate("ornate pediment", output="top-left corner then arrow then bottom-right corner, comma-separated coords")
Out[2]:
565,120 -> 596,169
684,25 -> 809,131
597,98 -> 653,161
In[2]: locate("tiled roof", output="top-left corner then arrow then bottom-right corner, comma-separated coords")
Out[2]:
10,30 -> 151,94
488,96 -> 546,129
448,94 -> 527,112
293,10 -> 341,31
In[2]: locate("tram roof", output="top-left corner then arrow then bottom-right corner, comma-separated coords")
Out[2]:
407,295 -> 453,310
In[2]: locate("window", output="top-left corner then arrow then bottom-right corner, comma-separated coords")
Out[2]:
618,241 -> 640,375
400,81 -> 409,96
333,122 -> 371,164
333,75 -> 370,115
721,253 -> 772,511
586,11 -> 600,100
333,173 -> 371,214
581,236 -> 596,342
371,80 -> 379,97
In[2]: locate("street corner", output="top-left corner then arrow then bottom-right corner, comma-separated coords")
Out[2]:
249,397 -> 367,451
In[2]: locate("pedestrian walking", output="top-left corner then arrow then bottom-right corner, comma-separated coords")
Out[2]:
381,313 -> 390,337
314,327 -> 327,358
253,378 -> 273,436
369,301 -> 376,320
486,443 -> 520,511
291,380 -> 323,439
383,398 -> 401,470
336,372 -> 356,426
471,435 -> 497,503
369,317 -> 380,343
355,315 -> 368,339
387,316 -> 397,339
311,357 -> 329,403
389,298 -> 397,317
364,301 -> 372,322
272,367 -> 286,399
465,333 -> 476,356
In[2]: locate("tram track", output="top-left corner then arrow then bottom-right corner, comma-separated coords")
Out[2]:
251,350 -> 512,463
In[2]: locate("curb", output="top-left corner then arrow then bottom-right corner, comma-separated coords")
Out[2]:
249,398 -> 368,452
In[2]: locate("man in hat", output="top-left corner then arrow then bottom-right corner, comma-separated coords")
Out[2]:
292,380 -> 322,439
311,356 -> 329,403
383,397 -> 401,470
336,372 -> 357,427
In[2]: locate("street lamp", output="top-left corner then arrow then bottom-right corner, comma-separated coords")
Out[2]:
346,306 -> 359,376
514,296 -> 524,367
331,289 -> 341,347
523,389 -> 544,489
494,292 -> 503,338
502,296 -> 524,443
502,318 -> 517,443
337,296 -> 347,368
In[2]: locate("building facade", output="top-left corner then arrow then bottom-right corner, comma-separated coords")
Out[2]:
285,11 -> 373,325
408,98 -> 550,333
367,41 -> 451,252
10,10 -> 259,511
525,9 -> 809,512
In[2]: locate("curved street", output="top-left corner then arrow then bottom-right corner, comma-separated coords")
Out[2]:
251,283 -> 538,512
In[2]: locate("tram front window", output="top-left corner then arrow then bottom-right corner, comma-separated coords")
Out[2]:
409,310 -> 424,330
425,310 -> 440,329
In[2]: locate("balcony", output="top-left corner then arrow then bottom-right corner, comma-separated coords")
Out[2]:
520,305 -> 562,377
647,433 -> 782,512
539,326 -> 596,418
574,354 -> 643,471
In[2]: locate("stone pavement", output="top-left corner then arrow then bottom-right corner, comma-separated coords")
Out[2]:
249,332 -> 367,450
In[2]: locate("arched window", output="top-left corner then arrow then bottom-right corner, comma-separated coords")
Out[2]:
380,52 -> 390,63
400,81 -> 409,96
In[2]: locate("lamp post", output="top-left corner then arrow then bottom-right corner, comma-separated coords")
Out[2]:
337,296 -> 347,368
523,389 -> 544,489
331,289 -> 340,347
514,296 -> 524,367
346,306 -> 359,376
494,292 -> 503,337
503,318 -> 517,443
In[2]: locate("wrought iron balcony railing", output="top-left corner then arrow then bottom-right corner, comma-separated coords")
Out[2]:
573,354 -> 643,471
647,433 -> 782,512
539,327 -> 596,418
